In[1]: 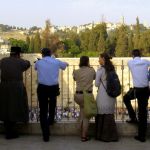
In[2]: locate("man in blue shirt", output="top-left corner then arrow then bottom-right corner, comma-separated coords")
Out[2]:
35,48 -> 68,142
123,49 -> 150,142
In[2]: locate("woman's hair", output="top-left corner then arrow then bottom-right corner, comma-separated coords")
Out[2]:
79,56 -> 90,68
100,53 -> 115,73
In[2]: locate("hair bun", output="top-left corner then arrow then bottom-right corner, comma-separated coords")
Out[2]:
100,52 -> 112,60
109,56 -> 112,59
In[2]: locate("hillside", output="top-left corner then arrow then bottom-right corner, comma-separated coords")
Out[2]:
0,30 -> 26,41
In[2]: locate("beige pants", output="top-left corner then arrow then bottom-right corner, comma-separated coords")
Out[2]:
74,93 -> 89,134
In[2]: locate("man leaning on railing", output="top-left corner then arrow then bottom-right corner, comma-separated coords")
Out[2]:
123,49 -> 150,142
0,46 -> 30,140
34,48 -> 68,142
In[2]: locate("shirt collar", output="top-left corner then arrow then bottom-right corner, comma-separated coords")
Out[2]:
133,57 -> 141,60
43,56 -> 51,59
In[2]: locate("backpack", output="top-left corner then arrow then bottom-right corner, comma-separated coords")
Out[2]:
101,70 -> 121,98
147,68 -> 150,81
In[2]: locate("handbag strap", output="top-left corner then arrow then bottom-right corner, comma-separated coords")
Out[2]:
100,78 -> 107,92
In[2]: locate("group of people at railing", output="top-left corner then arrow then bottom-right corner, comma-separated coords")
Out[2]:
0,47 -> 150,143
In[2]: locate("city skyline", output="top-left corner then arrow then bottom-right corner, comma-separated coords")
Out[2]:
0,0 -> 150,28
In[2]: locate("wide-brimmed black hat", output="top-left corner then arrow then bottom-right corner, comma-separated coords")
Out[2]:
10,46 -> 22,54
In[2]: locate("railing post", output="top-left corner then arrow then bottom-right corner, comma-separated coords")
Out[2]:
67,67 -> 70,120
121,60 -> 125,122
60,70 -> 64,118
30,66 -> 33,114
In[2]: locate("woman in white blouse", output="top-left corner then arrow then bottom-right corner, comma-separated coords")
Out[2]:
95,53 -> 118,142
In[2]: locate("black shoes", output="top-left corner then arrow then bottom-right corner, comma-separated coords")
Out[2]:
49,120 -> 56,126
43,135 -> 49,142
134,136 -> 146,142
126,119 -> 138,124
5,134 -> 19,140
81,136 -> 91,142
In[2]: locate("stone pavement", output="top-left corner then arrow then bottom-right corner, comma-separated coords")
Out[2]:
0,135 -> 150,150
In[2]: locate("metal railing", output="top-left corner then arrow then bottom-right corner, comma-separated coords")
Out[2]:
24,62 -> 150,122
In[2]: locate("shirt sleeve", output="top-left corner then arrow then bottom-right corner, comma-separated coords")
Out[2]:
92,68 -> 96,80
95,67 -> 103,87
127,61 -> 131,70
0,60 -> 1,69
20,59 -> 31,71
73,70 -> 76,81
146,60 -> 150,66
34,61 -> 38,70
58,60 -> 68,70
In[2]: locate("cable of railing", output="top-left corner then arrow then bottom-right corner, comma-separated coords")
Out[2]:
60,70 -> 64,118
121,60 -> 125,122
67,67 -> 70,120
25,63 -> 146,122
30,66 -> 33,109
73,65 -> 76,120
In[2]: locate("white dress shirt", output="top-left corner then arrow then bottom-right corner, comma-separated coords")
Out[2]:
35,56 -> 68,86
128,57 -> 150,88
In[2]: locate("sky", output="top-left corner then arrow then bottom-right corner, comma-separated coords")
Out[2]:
0,0 -> 150,28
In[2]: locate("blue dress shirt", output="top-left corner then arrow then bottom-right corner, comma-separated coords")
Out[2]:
128,57 -> 150,88
35,56 -> 68,86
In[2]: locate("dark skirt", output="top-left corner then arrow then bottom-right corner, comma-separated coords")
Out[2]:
95,114 -> 118,142
0,81 -> 29,122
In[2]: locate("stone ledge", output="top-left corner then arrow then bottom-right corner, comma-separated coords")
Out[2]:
0,121 -> 150,136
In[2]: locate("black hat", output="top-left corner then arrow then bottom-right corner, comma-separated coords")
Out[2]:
11,47 -> 22,54
41,48 -> 51,56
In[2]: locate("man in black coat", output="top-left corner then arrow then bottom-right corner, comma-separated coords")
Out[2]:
0,47 -> 30,139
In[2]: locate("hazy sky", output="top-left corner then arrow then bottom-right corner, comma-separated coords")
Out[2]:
0,0 -> 150,28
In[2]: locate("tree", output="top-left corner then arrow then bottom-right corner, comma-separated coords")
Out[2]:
34,31 -> 41,53
96,23 -> 108,52
97,35 -> 106,53
128,32 -> 134,56
9,38 -> 28,53
106,29 -> 118,56
115,25 -> 128,57
41,20 -> 52,48
79,29 -> 90,52
133,17 -> 140,49
88,23 -> 108,53
26,36 -> 30,52
88,30 -> 97,52
62,39 -> 80,57
29,36 -> 34,53
139,30 -> 150,56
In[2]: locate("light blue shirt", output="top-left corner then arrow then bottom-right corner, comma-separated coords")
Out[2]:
128,57 -> 150,88
35,56 -> 68,86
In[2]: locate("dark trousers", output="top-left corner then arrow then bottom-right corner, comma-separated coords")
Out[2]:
4,121 -> 17,138
123,87 -> 149,138
37,84 -> 58,137
123,88 -> 136,120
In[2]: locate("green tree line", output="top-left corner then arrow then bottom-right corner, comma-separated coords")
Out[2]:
9,17 -> 150,57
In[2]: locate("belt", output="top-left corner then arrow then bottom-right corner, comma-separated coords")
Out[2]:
76,91 -> 92,94
134,87 -> 149,89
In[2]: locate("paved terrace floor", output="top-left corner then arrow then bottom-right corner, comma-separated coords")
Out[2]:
0,135 -> 150,150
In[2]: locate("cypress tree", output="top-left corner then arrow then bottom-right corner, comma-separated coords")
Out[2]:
88,29 -> 97,52
134,17 -> 140,49
41,20 -> 51,48
26,36 -> 30,52
79,29 -> 90,52
128,32 -> 134,56
34,31 -> 41,53
29,36 -> 34,53
115,25 -> 128,57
